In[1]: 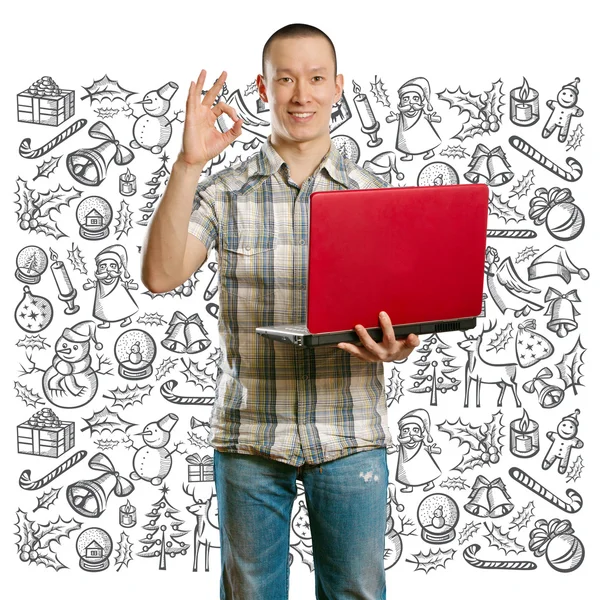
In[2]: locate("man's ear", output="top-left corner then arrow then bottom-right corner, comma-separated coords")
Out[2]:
334,73 -> 344,104
257,74 -> 268,103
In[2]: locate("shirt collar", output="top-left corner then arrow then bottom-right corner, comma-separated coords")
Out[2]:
256,135 -> 351,187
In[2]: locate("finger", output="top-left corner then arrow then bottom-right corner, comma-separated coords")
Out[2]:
379,311 -> 396,346
202,70 -> 227,107
212,101 -> 238,121
337,343 -> 369,362
196,70 -> 207,98
354,324 -> 380,355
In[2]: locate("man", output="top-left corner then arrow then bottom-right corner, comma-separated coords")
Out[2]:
141,23 -> 420,600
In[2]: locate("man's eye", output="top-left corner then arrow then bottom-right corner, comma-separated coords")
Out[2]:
280,77 -> 292,82
313,76 -> 323,81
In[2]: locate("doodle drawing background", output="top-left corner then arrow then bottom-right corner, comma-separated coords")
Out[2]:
1,1 -> 599,599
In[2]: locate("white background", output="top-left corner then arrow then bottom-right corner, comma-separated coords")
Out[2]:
1,1 -> 599,599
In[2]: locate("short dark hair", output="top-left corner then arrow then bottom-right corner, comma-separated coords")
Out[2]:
262,23 -> 337,77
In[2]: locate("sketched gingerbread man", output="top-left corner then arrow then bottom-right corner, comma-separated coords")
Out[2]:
542,78 -> 583,143
542,409 -> 583,474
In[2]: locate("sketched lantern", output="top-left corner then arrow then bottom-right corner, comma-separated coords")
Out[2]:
15,246 -> 48,283
115,328 -> 156,378
417,493 -> 459,543
76,196 -> 113,239
76,528 -> 113,571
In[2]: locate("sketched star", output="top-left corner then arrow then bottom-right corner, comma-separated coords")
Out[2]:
160,483 -> 170,495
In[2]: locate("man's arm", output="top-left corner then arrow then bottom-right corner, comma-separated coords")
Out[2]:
141,157 -> 208,293
139,69 -> 243,294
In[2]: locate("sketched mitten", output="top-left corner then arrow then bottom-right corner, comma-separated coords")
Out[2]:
516,319 -> 553,367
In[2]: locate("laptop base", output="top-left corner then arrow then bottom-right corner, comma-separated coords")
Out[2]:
256,317 -> 477,348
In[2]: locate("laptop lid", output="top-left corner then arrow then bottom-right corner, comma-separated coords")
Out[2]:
306,183 -> 489,334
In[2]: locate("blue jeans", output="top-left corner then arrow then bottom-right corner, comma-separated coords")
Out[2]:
214,448 -> 388,600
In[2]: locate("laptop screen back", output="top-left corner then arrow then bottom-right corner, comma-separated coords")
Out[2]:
306,184 -> 489,334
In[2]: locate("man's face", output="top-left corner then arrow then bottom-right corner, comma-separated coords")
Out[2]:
257,36 -> 343,145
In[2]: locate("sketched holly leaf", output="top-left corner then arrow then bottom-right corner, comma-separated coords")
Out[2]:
509,169 -> 535,199
486,322 -> 513,352
406,548 -> 455,573
482,410 -> 505,452
81,406 -> 137,435
67,243 -> 88,275
34,183 -> 82,218
516,246 -> 538,263
137,312 -> 167,326
567,455 -> 584,483
115,531 -> 134,571
437,86 -> 485,120
156,357 -> 178,381
95,438 -> 121,451
439,476 -> 467,491
509,501 -> 535,531
15,380 -> 44,408
370,75 -> 390,107
458,521 -> 481,545
103,383 -> 153,409
439,144 -> 468,159
555,336 -> 586,396
17,334 -> 50,351
81,74 -> 136,103
437,417 -> 483,450
483,523 -> 525,555
36,516 -> 82,548
114,199 -> 133,240
32,155 -> 61,181
484,78 -> 505,122
566,123 -> 584,151
33,487 -> 62,513
188,429 -> 211,449
488,191 -> 526,224
180,358 -> 217,390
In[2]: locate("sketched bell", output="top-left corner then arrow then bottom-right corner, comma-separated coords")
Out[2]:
67,452 -> 134,518
463,154 -> 490,184
545,288 -> 580,338
487,153 -> 514,186
67,121 -> 134,186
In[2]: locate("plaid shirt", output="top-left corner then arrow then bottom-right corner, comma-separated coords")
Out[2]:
188,136 -> 392,466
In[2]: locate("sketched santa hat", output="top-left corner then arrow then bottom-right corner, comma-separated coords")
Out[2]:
61,320 -> 103,350
561,77 -> 580,95
528,245 -> 589,284
96,244 -> 130,278
363,151 -> 405,184
399,409 -> 433,443
398,77 -> 433,111
561,409 -> 580,426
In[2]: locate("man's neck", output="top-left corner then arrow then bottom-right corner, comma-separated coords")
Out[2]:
269,134 -> 331,182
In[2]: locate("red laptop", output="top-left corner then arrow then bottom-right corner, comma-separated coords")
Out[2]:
256,183 -> 489,348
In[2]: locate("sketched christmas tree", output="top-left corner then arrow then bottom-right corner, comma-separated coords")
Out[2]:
408,335 -> 460,405
137,484 -> 190,570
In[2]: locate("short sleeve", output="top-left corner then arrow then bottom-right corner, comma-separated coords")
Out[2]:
188,183 -> 219,253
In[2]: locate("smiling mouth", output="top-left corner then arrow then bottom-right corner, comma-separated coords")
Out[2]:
289,112 -> 315,121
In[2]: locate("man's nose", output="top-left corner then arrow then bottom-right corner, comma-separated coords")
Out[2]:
292,80 -> 311,104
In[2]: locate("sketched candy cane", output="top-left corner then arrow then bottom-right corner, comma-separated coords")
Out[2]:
19,118 -> 87,159
463,544 -> 537,570
509,466 -> 583,513
19,450 -> 87,490
509,136 -> 583,182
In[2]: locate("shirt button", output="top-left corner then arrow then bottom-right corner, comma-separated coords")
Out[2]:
245,246 -> 251,252
304,375 -> 310,380
299,240 -> 306,245
301,284 -> 306,290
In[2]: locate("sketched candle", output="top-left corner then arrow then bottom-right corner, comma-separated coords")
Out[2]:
49,248 -> 79,314
510,409 -> 539,458
353,80 -> 376,129
119,168 -> 136,196
510,78 -> 540,126
119,498 -> 136,527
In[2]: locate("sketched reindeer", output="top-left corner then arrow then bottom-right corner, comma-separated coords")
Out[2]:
457,320 -> 521,408
182,483 -> 220,572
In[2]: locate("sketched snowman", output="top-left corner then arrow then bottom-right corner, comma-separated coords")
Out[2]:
129,414 -> 180,485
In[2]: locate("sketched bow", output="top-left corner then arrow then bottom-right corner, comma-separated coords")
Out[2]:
464,143 -> 514,186
161,311 -> 211,353
464,475 -> 514,518
88,451 -> 134,496
530,518 -> 575,557
87,121 -> 134,164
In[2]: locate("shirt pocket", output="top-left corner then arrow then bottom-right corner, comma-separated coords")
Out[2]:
219,228 -> 277,300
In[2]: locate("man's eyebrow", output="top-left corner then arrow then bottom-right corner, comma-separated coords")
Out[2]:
275,67 -> 326,74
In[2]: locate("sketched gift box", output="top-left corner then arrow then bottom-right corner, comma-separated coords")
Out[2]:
17,410 -> 75,458
17,76 -> 75,126
187,453 -> 214,482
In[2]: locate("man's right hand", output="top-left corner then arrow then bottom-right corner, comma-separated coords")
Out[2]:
179,70 -> 244,167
